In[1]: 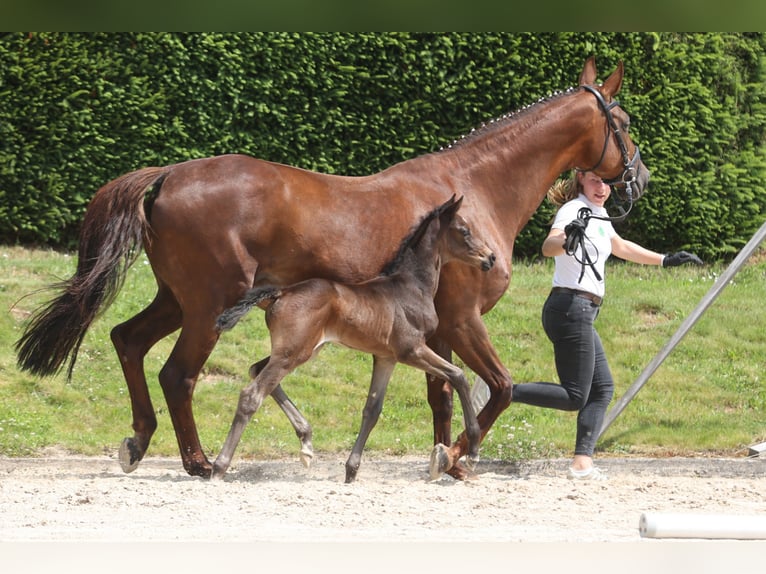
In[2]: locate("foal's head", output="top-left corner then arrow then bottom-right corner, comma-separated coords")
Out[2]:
382,195 -> 495,276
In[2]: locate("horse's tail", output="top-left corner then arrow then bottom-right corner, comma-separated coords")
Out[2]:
15,166 -> 169,380
216,286 -> 281,333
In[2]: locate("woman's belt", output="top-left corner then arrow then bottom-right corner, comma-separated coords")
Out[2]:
551,286 -> 603,306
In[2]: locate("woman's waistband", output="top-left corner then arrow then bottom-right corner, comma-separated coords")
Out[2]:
550,286 -> 603,306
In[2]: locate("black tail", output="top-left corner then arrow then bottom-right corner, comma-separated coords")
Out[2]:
216,286 -> 281,332
15,167 -> 168,379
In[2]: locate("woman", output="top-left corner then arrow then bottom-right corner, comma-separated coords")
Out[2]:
512,170 -> 702,480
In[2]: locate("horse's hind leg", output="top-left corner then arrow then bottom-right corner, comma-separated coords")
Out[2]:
345,356 -> 396,483
159,319 -> 221,477
250,357 -> 314,467
110,285 -> 182,473
212,358 -> 296,479
272,385 -> 314,467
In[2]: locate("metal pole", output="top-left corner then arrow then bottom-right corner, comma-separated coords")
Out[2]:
598,218 -> 766,440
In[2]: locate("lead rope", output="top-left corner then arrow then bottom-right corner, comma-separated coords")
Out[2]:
564,207 -> 602,284
564,181 -> 636,284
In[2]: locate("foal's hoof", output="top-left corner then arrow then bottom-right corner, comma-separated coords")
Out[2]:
299,447 -> 314,469
429,443 -> 453,480
118,438 -> 142,474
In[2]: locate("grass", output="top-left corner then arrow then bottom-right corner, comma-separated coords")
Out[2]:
2,244 -> 765,463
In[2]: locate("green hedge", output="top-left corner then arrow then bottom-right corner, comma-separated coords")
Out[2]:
1,32 -> 764,259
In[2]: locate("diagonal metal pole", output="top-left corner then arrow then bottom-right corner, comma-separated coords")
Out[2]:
598,217 -> 766,440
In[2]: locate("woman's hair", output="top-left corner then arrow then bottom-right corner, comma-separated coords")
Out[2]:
547,170 -> 583,208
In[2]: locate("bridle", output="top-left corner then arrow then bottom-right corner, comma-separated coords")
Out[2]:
575,84 -> 642,223
566,85 -> 644,283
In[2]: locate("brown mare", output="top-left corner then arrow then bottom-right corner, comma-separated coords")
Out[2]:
212,196 -> 496,482
15,57 -> 649,479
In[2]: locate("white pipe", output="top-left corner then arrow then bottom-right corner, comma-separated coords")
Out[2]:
639,512 -> 766,539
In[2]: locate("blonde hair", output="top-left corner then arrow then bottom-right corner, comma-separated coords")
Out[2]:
547,170 -> 583,208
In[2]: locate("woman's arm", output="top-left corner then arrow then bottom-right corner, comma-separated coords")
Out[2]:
542,228 -> 567,257
611,234 -> 664,265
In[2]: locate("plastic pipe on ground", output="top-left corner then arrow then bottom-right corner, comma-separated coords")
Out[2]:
639,512 -> 766,539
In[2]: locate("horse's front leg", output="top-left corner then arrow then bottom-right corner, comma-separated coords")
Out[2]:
345,356 -> 397,483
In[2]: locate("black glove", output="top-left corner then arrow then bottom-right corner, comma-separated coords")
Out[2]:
662,251 -> 703,268
563,218 -> 587,255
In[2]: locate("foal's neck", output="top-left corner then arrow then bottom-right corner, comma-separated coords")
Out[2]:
397,235 -> 444,297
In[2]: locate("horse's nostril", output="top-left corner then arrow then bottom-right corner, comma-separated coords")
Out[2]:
483,252 -> 496,271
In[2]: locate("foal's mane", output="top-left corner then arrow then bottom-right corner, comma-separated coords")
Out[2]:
438,87 -> 578,152
380,198 -> 454,276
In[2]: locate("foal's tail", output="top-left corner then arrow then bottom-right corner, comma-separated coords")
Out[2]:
216,286 -> 281,332
15,166 -> 169,380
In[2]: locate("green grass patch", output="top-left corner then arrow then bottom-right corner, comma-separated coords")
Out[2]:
2,245 -> 765,463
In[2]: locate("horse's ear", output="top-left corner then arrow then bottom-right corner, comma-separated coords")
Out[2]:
579,56 -> 597,86
601,60 -> 624,98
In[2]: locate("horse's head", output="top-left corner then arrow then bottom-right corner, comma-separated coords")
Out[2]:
438,196 -> 496,272
576,57 -> 650,203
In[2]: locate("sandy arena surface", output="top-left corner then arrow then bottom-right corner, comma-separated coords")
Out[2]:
3,453 -> 766,573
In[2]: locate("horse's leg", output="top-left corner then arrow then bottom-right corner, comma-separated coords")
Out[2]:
345,356 -> 397,483
158,319 -> 220,478
436,312 -> 513,480
398,346 -> 482,479
424,337 -> 454,449
110,284 -> 182,473
212,357 -> 295,479
252,356 -> 315,467
272,384 -> 314,468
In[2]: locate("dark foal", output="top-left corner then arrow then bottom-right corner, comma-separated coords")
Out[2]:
212,196 -> 495,482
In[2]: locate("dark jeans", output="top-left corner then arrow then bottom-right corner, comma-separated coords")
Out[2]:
512,290 -> 614,457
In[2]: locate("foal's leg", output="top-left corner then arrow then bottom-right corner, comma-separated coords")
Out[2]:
345,356 -> 397,483
435,312 -> 513,479
400,345 -> 482,479
211,357 -> 296,479
110,284 -> 182,473
250,357 -> 315,467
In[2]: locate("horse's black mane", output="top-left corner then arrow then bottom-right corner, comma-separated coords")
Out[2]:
380,200 -> 451,276
438,86 -> 578,152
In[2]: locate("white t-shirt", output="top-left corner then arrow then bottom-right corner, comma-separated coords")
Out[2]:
550,194 -> 616,298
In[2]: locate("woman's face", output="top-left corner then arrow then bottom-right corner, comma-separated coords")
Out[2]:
578,171 -> 611,207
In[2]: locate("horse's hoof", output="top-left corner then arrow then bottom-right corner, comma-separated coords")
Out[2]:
464,455 -> 480,472
345,468 -> 358,484
118,438 -> 142,474
429,443 -> 453,480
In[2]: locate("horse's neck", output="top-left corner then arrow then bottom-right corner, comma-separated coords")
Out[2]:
438,91 -> 594,238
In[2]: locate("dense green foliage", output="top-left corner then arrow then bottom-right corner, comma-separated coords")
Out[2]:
1,33 -> 765,259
